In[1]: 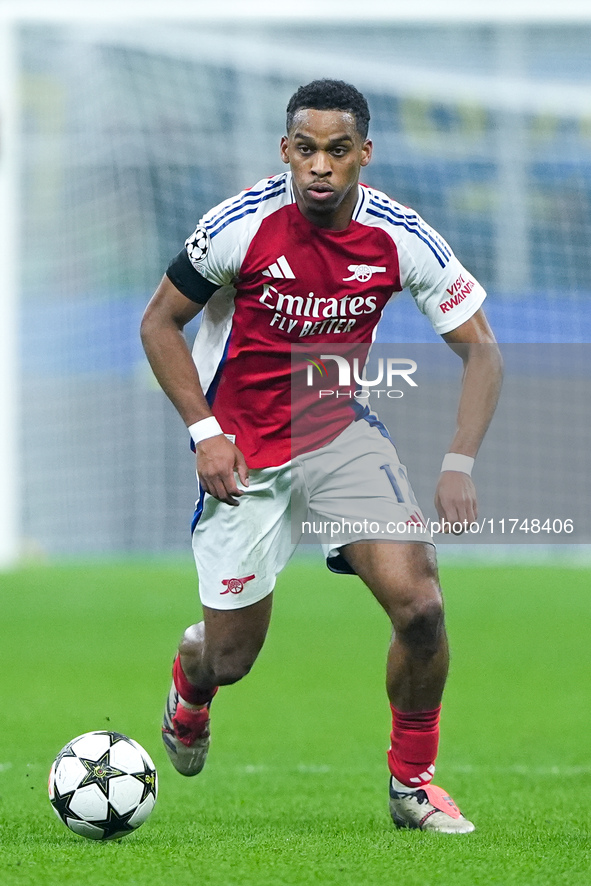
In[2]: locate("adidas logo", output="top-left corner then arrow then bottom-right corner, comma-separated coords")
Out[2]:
409,764 -> 436,785
262,255 -> 295,279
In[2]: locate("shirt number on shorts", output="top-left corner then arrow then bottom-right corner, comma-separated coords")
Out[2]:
380,463 -> 418,507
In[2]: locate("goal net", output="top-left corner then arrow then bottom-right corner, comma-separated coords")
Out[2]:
13,19 -> 591,555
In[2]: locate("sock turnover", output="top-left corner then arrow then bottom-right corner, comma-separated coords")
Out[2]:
172,654 -> 217,707
387,704 -> 441,788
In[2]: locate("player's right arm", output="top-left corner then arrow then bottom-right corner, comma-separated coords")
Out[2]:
140,274 -> 248,506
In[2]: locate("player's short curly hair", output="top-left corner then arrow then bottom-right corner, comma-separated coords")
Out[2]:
286,79 -> 370,139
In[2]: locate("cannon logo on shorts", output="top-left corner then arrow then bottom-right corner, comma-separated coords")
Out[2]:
220,574 -> 256,595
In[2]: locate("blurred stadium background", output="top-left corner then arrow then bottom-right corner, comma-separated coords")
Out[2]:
1,6 -> 590,561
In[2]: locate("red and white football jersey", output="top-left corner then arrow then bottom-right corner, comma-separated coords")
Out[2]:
186,172 -> 486,468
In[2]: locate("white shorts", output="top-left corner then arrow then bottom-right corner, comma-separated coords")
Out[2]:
192,416 -> 433,610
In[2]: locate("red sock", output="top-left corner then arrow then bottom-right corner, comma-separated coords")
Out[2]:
387,705 -> 441,787
172,655 -> 217,707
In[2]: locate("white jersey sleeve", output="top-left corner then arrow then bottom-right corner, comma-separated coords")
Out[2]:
184,174 -> 290,287
361,189 -> 486,335
396,210 -> 486,334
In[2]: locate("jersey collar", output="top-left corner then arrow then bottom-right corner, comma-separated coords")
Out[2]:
286,172 -> 365,228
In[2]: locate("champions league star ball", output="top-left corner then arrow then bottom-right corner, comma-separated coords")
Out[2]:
187,225 -> 209,262
48,731 -> 158,840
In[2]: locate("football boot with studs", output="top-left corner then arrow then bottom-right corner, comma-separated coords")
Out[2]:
161,681 -> 212,777
389,777 -> 475,834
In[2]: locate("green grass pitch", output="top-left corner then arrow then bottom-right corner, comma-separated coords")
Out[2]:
0,558 -> 589,885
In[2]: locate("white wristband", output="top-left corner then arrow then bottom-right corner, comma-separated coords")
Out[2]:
441,453 -> 475,476
188,416 -> 223,445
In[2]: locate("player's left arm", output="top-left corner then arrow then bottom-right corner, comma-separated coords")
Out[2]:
435,307 -> 503,529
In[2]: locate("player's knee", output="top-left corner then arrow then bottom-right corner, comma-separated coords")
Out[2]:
397,594 -> 445,657
180,623 -> 204,654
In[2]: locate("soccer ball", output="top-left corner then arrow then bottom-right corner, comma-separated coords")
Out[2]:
48,731 -> 158,841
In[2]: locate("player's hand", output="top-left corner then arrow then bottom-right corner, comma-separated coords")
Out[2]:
196,435 -> 249,506
434,471 -> 477,534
